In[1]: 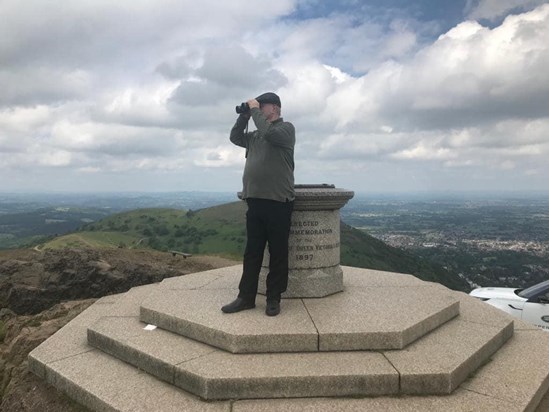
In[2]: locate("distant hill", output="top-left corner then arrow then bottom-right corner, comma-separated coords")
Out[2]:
42,202 -> 470,291
0,207 -> 111,249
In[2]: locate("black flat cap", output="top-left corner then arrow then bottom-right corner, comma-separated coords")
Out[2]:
255,92 -> 281,107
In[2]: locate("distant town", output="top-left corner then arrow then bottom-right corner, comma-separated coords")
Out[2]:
342,193 -> 549,289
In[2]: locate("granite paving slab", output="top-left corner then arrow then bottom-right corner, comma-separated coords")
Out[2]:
341,265 -> 429,288
383,317 -> 513,394
105,283 -> 161,317
461,329 -> 549,412
232,388 -> 517,412
177,350 -> 398,400
157,266 -> 240,290
44,349 -> 230,412
452,290 -> 522,329
88,316 -> 217,384
29,296 -> 123,378
28,289 -> 229,411
304,285 -> 460,350
140,288 -> 319,353
536,388 -> 549,412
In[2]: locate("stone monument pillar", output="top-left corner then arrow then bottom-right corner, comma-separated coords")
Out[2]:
258,184 -> 354,298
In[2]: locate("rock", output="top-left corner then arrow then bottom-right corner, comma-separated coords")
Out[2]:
0,300 -> 96,412
0,248 -> 237,411
0,308 -> 15,320
0,248 -> 236,316
7,285 -> 49,316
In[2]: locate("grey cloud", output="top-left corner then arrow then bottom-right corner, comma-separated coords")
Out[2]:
156,56 -> 196,80
46,121 -> 185,158
0,141 -> 27,154
87,141 -> 175,157
206,152 -> 222,161
1,2 -> 261,68
0,1 -> 292,107
466,0 -> 548,21
0,68 -> 91,107
170,81 -> 235,107
379,90 -> 549,132
169,45 -> 287,107
198,46 -> 287,88
369,8 -> 549,132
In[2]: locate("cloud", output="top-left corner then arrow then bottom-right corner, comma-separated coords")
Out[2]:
312,4 -> 549,135
0,0 -> 296,107
198,46 -> 287,90
168,45 -> 288,109
466,0 -> 548,21
255,12 -> 424,75
0,68 -> 92,107
1,1 -> 549,192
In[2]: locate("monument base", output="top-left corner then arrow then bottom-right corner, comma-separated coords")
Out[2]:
242,184 -> 354,298
258,265 -> 343,298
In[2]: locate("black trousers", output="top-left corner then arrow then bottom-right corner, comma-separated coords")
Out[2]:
238,198 -> 294,303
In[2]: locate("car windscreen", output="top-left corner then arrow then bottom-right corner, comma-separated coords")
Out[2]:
518,279 -> 549,299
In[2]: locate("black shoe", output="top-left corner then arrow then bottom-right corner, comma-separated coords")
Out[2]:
265,300 -> 280,317
221,298 -> 255,314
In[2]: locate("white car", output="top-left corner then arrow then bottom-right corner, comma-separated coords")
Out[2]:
469,279 -> 549,330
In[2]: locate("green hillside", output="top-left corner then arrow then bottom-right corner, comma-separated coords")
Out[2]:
42,202 -> 469,291
44,205 -> 247,259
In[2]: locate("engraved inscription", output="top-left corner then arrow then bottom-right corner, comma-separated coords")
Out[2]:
289,216 -> 338,265
290,220 -> 333,236
316,242 -> 340,250
262,211 -> 341,269
295,254 -> 314,261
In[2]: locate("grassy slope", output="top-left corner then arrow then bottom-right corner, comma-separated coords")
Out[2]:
43,231 -> 139,249
42,202 -> 469,291
42,204 -> 247,259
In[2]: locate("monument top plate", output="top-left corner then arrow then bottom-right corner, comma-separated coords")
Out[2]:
294,184 -> 335,189
293,184 -> 354,210
238,184 -> 354,211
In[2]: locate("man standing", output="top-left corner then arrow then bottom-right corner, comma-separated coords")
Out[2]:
222,92 -> 295,317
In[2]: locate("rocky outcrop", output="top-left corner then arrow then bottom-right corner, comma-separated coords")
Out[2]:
0,299 -> 96,412
0,248 -> 235,315
0,248 -> 237,411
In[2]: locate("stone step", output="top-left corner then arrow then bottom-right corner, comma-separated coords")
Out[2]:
87,311 -> 512,400
84,266 -> 513,400
87,316 -> 399,400
27,268 -> 549,410
139,266 -> 460,353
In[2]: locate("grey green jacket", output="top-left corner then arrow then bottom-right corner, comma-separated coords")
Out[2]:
230,108 -> 295,202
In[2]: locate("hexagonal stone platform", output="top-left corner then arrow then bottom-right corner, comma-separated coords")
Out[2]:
139,266 -> 460,353
84,266 -> 512,401
28,265 -> 549,410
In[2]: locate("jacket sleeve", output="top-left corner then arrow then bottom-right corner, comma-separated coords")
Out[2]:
229,115 -> 251,148
251,108 -> 295,149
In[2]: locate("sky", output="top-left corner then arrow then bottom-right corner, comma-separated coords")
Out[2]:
1,0 -> 549,194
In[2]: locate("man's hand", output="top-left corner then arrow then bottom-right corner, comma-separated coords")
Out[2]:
247,99 -> 260,110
